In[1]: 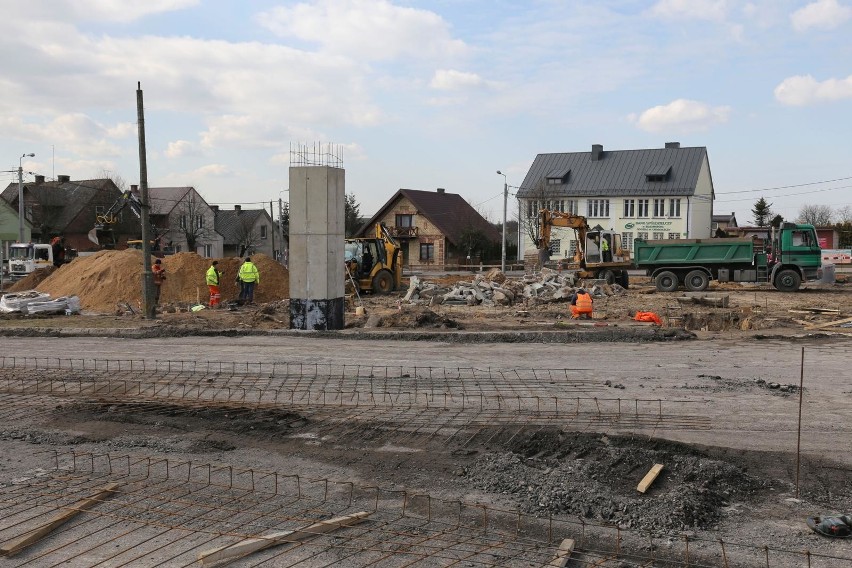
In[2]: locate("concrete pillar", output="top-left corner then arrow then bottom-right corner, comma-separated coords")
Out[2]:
288,165 -> 345,330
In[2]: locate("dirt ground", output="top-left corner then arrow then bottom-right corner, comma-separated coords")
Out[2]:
0,271 -> 850,567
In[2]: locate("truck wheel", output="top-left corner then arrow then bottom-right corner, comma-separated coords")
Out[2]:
598,269 -> 616,285
774,269 -> 801,292
654,271 -> 679,292
617,270 -> 630,289
372,270 -> 394,294
684,270 -> 709,292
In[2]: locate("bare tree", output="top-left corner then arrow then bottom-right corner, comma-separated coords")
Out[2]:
233,216 -> 262,256
797,204 -> 833,226
834,205 -> 852,224
171,194 -> 215,252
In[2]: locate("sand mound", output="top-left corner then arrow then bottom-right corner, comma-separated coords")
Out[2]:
35,251 -> 290,313
7,265 -> 58,292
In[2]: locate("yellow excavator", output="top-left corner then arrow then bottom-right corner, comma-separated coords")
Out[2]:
538,209 -> 631,287
345,223 -> 403,294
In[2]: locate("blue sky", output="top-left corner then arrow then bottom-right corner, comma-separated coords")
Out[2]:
2,0 -> 851,226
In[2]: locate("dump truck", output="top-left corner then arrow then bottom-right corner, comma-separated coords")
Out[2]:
538,210 -> 632,287
2,242 -> 77,281
345,223 -> 403,294
635,222 -> 822,292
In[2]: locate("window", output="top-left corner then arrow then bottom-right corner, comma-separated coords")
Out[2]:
203,244 -> 213,257
637,231 -> 649,241
549,239 -> 561,255
547,178 -> 561,185
587,199 -> 610,217
621,232 -> 634,252
668,233 -> 681,239
637,199 -> 649,217
260,225 -> 268,239
420,243 -> 434,261
653,232 -> 665,240
396,214 -> 413,228
196,215 -> 203,229
669,198 -> 681,217
179,216 -> 187,230
527,200 -> 537,218
653,199 -> 665,217
623,199 -> 635,218
568,239 -> 577,259
565,200 -> 578,215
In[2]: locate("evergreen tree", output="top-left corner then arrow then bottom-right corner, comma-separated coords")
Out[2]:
344,193 -> 362,237
752,197 -> 773,227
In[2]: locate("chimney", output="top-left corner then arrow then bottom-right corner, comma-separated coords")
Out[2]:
665,142 -> 681,149
591,144 -> 603,161
211,205 -> 219,212
35,175 -> 45,185
57,175 -> 71,183
131,184 -> 138,192
437,188 -> 445,194
234,204 -> 242,213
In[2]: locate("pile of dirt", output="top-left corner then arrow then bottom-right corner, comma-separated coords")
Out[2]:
34,251 -> 290,313
377,307 -> 461,329
464,431 -> 769,535
7,265 -> 58,292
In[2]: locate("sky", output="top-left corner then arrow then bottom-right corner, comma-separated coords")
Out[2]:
1,0 -> 851,227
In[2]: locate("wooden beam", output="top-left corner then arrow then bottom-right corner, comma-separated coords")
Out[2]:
805,316 -> 852,331
198,511 -> 370,567
546,538 -> 575,567
637,464 -> 664,494
0,483 -> 120,557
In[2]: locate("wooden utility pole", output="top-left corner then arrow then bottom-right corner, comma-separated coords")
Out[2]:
137,82 -> 155,318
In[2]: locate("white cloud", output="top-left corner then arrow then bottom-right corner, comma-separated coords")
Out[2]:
0,113 -> 129,157
629,99 -> 731,133
67,0 -> 200,22
774,74 -> 852,105
165,140 -> 199,159
790,0 -> 852,31
192,164 -> 232,177
648,0 -> 730,21
258,0 -> 466,61
430,69 -> 486,91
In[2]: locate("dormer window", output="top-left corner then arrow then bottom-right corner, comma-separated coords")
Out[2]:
645,165 -> 671,182
545,168 -> 570,185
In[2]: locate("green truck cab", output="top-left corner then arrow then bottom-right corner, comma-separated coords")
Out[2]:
634,223 -> 822,292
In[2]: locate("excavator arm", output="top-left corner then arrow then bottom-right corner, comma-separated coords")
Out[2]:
538,210 -> 590,262
87,191 -> 143,246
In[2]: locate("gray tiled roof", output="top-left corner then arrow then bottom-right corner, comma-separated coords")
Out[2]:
215,209 -> 267,244
356,189 -> 500,246
517,145 -> 708,198
1,178 -> 121,231
148,187 -> 192,215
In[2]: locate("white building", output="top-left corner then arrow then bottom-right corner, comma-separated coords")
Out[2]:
516,143 -> 715,260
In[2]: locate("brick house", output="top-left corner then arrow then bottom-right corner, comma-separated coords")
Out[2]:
148,187 -> 224,257
213,205 -> 275,257
356,188 -> 499,268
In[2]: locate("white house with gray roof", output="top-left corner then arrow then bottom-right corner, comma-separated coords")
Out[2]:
516,142 -> 714,260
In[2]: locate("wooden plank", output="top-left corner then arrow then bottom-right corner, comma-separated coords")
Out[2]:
804,316 -> 852,331
199,511 -> 370,567
546,538 -> 575,567
0,483 -> 120,557
637,464 -> 664,494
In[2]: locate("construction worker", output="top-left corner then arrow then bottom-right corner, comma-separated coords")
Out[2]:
151,258 -> 166,305
570,288 -> 593,319
600,235 -> 612,263
206,260 -> 222,307
238,257 -> 260,305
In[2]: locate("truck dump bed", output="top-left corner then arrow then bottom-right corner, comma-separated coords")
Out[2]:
634,238 -> 755,266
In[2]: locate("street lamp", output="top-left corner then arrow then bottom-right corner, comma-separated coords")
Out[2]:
496,170 -> 508,272
18,153 -> 35,242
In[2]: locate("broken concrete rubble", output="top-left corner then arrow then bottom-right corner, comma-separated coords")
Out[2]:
403,269 -> 625,307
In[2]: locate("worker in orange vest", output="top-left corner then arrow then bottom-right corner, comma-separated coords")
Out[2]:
570,288 -> 593,319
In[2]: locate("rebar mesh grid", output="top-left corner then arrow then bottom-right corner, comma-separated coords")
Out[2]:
0,452 -> 848,568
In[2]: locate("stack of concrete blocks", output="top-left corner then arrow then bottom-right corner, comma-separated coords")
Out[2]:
288,165 -> 345,330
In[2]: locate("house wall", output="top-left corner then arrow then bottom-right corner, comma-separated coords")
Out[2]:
162,189 -> 223,257
373,196 -> 448,267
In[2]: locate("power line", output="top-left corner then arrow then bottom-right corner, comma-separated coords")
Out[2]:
715,184 -> 852,203
715,175 -> 852,195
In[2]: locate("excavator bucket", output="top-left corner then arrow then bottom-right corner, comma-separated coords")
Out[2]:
87,227 -> 100,245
